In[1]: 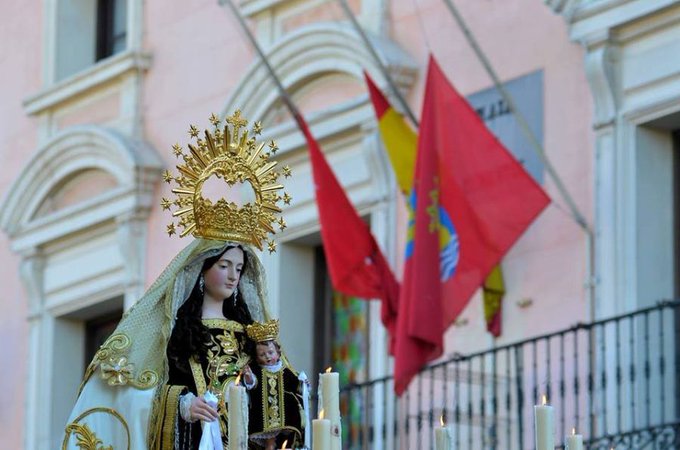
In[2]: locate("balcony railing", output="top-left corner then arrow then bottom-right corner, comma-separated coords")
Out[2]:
338,300 -> 680,449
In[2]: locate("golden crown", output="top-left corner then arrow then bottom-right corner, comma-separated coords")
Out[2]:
161,111 -> 292,252
246,319 -> 280,343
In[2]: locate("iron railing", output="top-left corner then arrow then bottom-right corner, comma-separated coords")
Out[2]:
338,300 -> 680,449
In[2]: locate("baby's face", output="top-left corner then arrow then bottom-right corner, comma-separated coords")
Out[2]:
255,341 -> 280,366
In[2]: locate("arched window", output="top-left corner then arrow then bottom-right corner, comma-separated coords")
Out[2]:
0,125 -> 162,450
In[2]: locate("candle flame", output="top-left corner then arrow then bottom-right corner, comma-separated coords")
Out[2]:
325,366 -> 332,373
281,440 -> 288,449
235,373 -> 242,385
541,394 -> 547,405
572,427 -> 576,435
319,409 -> 325,420
440,415 -> 445,427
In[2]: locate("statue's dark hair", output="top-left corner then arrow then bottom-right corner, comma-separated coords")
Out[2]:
167,245 -> 254,374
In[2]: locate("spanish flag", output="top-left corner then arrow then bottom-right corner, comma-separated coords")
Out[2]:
365,72 -> 505,340
364,73 -> 417,195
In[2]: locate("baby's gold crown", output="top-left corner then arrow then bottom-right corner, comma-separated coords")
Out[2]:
246,319 -> 280,343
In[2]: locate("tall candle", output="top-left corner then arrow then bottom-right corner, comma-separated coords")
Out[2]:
434,417 -> 453,450
228,381 -> 248,450
312,410 -> 331,450
565,428 -> 583,450
320,368 -> 342,450
534,395 -> 554,450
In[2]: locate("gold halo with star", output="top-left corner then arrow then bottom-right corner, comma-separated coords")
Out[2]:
161,110 -> 292,252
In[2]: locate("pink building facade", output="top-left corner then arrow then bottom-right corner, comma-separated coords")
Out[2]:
1,0 -> 678,448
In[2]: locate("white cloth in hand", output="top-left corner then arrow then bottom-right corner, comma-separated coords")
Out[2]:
198,391 -> 222,450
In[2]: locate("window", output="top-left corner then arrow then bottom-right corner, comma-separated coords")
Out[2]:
84,310 -> 123,367
96,0 -> 127,61
55,0 -> 128,81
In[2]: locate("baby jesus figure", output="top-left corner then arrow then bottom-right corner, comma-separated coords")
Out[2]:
246,320 -> 305,449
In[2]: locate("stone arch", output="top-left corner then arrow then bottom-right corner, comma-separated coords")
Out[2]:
0,125 -> 162,244
222,22 -> 417,121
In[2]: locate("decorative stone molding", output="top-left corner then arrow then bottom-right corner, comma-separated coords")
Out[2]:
221,22 -> 418,124
235,0 -> 388,35
584,40 -> 619,128
24,50 -> 151,116
0,125 -> 162,252
543,0 -> 581,18
18,248 -> 45,318
116,212 -> 148,307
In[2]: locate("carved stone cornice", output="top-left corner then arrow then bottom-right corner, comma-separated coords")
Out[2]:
583,37 -> 620,129
116,212 -> 148,306
18,248 -> 45,318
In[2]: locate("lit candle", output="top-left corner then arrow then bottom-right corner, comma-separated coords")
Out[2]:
312,409 -> 331,450
434,416 -> 453,450
279,439 -> 289,450
534,395 -> 554,450
228,375 -> 248,450
320,367 -> 342,450
565,428 -> 583,450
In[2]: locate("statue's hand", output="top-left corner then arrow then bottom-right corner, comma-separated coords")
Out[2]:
242,365 -> 256,388
190,396 -> 219,422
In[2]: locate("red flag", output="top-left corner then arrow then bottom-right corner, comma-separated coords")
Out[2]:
394,56 -> 550,395
296,114 -> 400,341
366,71 -> 507,339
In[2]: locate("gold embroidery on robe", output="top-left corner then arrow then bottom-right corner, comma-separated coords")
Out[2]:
190,319 -> 250,416
62,407 -> 130,450
80,334 -> 159,393
261,369 -> 285,430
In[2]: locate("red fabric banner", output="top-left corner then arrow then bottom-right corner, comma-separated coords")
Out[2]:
298,114 -> 400,342
394,56 -> 550,395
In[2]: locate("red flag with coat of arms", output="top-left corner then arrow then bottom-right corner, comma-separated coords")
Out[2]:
393,56 -> 550,395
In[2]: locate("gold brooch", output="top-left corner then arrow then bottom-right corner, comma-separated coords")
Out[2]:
162,111 -> 291,252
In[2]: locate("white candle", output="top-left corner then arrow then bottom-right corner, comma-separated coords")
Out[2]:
320,368 -> 342,450
434,417 -> 453,450
565,428 -> 583,450
228,381 -> 248,450
534,395 -> 554,450
312,410 -> 331,450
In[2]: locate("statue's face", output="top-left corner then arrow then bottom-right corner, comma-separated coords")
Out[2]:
203,246 -> 244,302
255,341 -> 280,366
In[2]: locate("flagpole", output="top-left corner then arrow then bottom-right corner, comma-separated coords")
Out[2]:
336,0 -> 420,128
439,0 -> 597,318
219,0 -> 304,125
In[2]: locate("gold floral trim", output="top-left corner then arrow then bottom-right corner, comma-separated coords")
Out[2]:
262,369 -> 285,430
201,318 -> 245,332
190,323 -> 249,417
190,357 -> 209,397
156,385 -> 185,448
62,407 -> 129,450
80,334 -> 159,391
